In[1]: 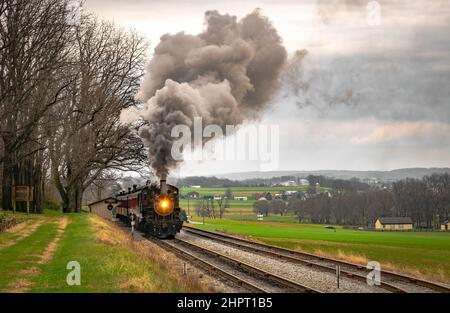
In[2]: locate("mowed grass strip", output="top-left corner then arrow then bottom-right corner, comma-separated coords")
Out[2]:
0,212 -> 46,249
0,221 -> 59,291
0,219 -> 36,246
31,214 -> 187,292
189,218 -> 450,283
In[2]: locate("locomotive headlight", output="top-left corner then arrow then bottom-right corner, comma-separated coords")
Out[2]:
157,197 -> 173,216
160,199 -> 169,209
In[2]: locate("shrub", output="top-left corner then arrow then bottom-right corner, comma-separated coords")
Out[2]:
44,198 -> 61,211
0,213 -> 17,232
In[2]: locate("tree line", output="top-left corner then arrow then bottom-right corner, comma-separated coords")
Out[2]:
178,175 -> 372,191
0,0 -> 149,213
194,197 -> 229,219
306,175 -> 371,191
286,173 -> 450,229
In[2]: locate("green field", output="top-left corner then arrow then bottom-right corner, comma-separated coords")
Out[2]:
179,186 -> 315,221
182,186 -> 450,283
181,185 -> 316,198
180,197 -> 298,223
188,217 -> 450,283
0,211 -> 197,293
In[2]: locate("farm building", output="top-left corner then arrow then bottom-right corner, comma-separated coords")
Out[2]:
441,221 -> 449,231
375,217 -> 413,231
281,180 -> 297,186
315,182 -> 321,194
235,196 -> 248,201
187,191 -> 200,198
299,178 -> 309,186
88,197 -> 116,219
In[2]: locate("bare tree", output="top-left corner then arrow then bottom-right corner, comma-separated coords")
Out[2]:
0,0 -> 74,210
253,199 -> 269,216
268,199 -> 287,216
216,194 -> 229,219
48,17 -> 149,212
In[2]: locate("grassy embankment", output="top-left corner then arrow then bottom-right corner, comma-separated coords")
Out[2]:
188,217 -> 450,283
0,210 -> 202,293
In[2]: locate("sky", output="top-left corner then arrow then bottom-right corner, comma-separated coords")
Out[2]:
85,0 -> 450,177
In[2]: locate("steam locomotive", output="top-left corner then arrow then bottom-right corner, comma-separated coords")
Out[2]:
115,180 -> 184,238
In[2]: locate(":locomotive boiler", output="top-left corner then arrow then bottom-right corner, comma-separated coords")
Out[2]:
115,180 -> 183,238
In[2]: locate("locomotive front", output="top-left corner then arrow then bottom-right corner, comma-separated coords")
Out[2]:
142,179 -> 183,238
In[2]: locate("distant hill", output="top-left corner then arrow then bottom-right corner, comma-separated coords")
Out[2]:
211,168 -> 450,181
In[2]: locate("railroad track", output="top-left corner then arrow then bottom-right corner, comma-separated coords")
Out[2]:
147,235 -> 320,293
183,226 -> 450,294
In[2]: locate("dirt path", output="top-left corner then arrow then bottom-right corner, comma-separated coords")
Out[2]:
7,217 -> 70,293
38,217 -> 70,264
0,219 -> 46,250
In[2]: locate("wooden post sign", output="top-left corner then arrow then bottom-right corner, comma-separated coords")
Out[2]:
13,186 -> 34,214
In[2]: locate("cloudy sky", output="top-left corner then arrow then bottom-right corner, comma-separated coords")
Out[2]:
85,0 -> 450,176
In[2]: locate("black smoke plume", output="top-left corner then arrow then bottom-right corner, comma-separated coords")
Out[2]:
122,9 -> 287,178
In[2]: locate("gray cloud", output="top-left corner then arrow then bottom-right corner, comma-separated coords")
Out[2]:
283,0 -> 450,124
90,0 -> 450,173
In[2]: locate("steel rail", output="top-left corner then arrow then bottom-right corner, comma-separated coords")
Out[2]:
147,236 -> 266,293
173,237 -> 320,293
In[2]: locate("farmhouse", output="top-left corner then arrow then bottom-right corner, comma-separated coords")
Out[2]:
375,217 -> 413,231
88,197 -> 116,219
441,221 -> 449,231
187,191 -> 200,199
298,178 -> 309,186
235,196 -> 247,201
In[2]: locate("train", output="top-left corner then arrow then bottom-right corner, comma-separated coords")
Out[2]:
115,180 -> 184,238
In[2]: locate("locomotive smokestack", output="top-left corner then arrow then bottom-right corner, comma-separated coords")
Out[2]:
160,179 -> 167,195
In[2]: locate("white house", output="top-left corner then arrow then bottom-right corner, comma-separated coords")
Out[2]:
299,179 -> 309,186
